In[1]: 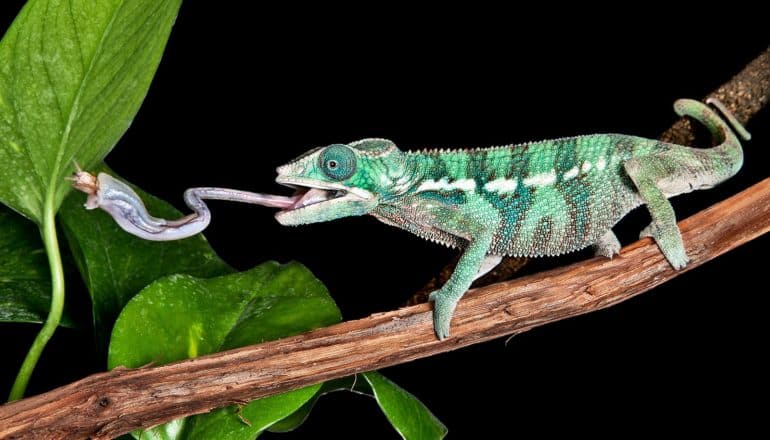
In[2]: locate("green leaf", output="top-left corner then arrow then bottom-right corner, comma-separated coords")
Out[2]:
268,373 -> 447,438
0,206 -> 66,324
264,396 -> 318,434
363,372 -> 448,440
267,377 -> 358,433
0,0 -> 182,222
60,165 -> 232,349
181,391 -> 321,440
125,419 -> 185,440
109,261 -> 343,439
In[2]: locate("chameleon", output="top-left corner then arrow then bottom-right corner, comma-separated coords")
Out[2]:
71,98 -> 750,339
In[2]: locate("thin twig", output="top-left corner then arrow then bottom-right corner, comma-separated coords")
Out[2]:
0,47 -> 768,440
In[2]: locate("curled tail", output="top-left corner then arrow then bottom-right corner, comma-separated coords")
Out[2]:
673,98 -> 750,179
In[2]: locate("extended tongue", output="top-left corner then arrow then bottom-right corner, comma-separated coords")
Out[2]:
246,193 -> 300,209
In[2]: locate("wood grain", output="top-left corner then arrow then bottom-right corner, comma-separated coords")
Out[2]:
1,177 -> 768,439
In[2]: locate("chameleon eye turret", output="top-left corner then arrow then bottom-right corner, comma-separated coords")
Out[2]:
72,99 -> 750,340
319,144 -> 357,180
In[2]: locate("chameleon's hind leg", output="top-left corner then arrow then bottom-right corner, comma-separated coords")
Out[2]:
593,230 -> 621,258
623,157 -> 689,269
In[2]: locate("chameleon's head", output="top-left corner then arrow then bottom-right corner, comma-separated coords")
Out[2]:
275,138 -> 408,225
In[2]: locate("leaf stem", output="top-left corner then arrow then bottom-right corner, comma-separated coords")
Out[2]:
8,196 -> 65,401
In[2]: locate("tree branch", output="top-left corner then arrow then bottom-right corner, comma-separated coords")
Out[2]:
1,47 -> 768,440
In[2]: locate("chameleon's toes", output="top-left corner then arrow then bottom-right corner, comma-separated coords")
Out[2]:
433,313 -> 450,340
593,245 -> 619,259
667,250 -> 690,270
593,231 -> 621,259
594,239 -> 620,259
642,222 -> 689,270
429,291 -> 455,340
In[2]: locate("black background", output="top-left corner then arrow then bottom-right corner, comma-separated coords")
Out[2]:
1,3 -> 768,438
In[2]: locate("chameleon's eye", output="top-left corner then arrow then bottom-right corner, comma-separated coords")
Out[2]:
319,145 -> 356,180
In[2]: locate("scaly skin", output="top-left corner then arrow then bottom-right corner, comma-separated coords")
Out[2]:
275,99 -> 748,339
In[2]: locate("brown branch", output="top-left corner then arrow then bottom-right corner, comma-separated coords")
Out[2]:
0,179 -> 768,438
1,47 -> 768,440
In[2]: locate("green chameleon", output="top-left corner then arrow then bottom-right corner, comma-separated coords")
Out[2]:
72,98 -> 750,339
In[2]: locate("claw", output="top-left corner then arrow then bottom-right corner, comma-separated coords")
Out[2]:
429,290 -> 455,340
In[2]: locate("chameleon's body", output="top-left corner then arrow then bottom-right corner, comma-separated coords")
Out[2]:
274,99 -> 748,338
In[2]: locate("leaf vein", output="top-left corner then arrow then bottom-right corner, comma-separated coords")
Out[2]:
66,0 -> 86,72
48,0 -> 127,194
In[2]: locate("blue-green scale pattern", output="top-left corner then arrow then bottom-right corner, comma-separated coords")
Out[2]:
406,135 -> 655,256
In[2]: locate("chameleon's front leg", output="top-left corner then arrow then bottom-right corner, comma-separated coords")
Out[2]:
430,229 -> 494,340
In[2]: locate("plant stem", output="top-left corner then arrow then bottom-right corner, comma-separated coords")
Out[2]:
8,196 -> 65,401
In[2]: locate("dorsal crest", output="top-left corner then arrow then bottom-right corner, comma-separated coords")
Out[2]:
348,138 -> 398,157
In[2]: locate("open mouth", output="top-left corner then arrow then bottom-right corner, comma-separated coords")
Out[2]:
263,176 -> 375,221
268,175 -> 369,215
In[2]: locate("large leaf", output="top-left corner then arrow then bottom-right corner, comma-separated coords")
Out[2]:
109,261 -> 343,439
0,206 -> 74,325
0,0 -> 181,222
60,165 -> 232,348
268,373 -> 448,439
266,377 -> 358,434
362,372 -> 447,440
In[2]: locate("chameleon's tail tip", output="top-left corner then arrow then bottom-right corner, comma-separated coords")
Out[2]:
705,97 -> 752,141
673,98 -> 752,142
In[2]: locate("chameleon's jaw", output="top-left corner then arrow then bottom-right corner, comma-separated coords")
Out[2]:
274,176 -> 376,225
